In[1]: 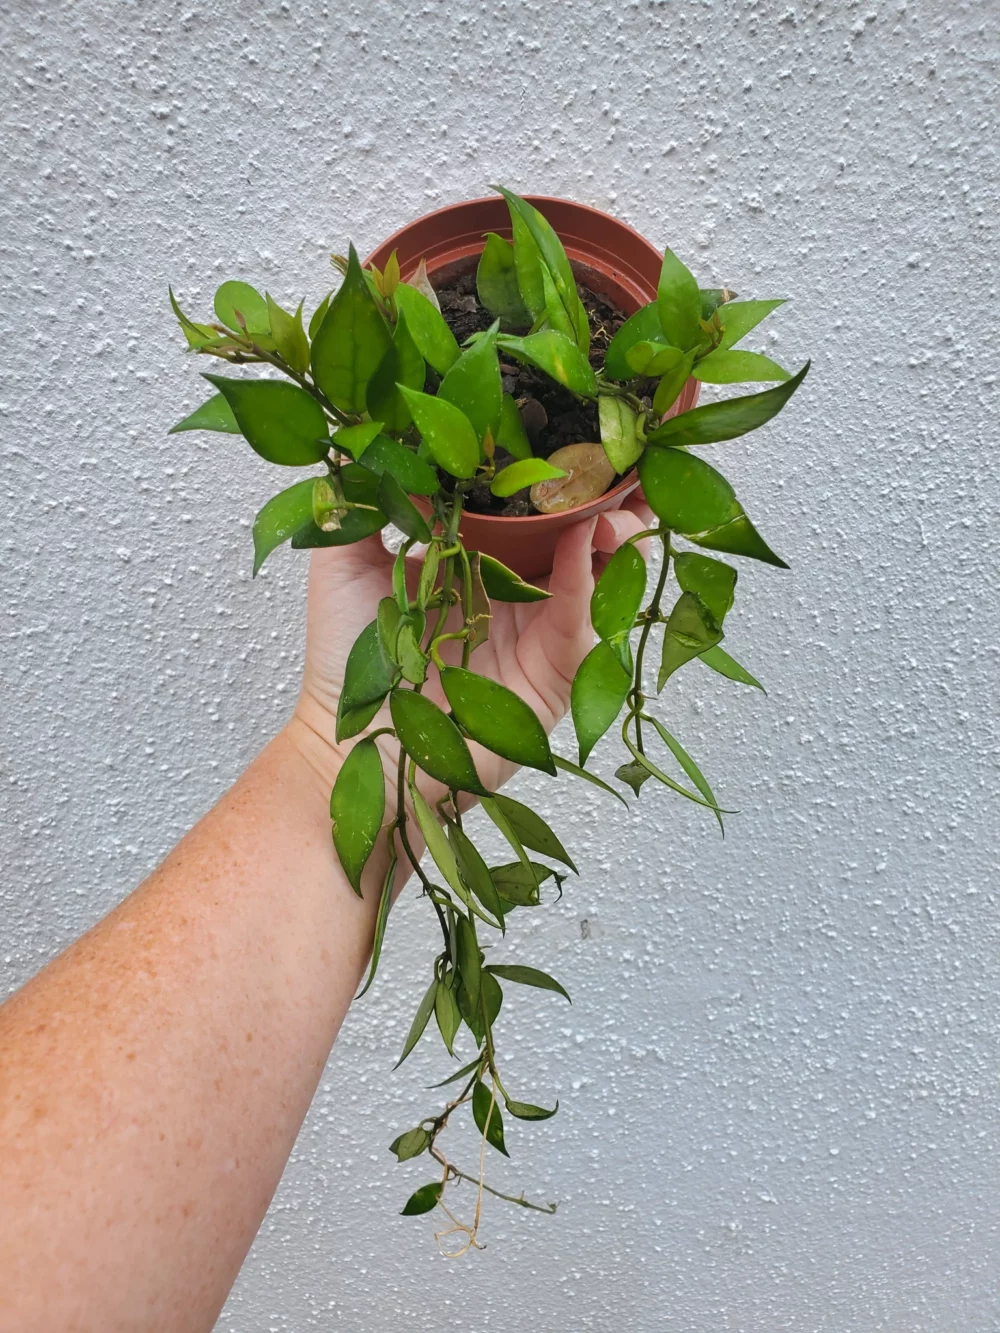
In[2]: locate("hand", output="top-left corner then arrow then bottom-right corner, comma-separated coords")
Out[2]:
293,494 -> 652,801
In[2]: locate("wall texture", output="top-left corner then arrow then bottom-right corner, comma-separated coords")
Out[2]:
2,1 -> 998,1329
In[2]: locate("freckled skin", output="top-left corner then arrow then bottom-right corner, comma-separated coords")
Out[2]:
0,503 -> 649,1332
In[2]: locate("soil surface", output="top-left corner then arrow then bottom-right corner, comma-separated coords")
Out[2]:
435,269 -> 636,516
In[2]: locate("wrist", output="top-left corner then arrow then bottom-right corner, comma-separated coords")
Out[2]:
283,701 -> 345,796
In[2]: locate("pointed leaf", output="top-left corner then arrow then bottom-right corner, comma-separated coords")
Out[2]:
448,823 -> 505,926
365,307 -> 425,431
657,592 -> 723,689
456,914 -> 482,1016
490,458 -> 566,498
411,786 -> 466,897
700,287 -> 739,319
646,362 -> 809,448
598,395 -> 642,474
311,243 -> 393,412
336,620 -> 396,743
498,330 -> 598,398
266,294 -> 310,374
441,666 -> 555,776
395,977 -> 438,1068
638,446 -> 740,534
615,761 -> 653,797
604,302 -> 663,380
434,978 -> 461,1056
591,543 -> 646,670
643,714 -> 724,833
493,186 -> 588,353
485,964 -> 571,1003
251,478 -> 316,575
717,299 -> 785,350
429,1055 -> 484,1088
400,1181 -> 443,1216
390,689 -> 487,794
358,434 -> 439,496
394,281 -> 460,375
505,1098 -> 558,1121
389,1126 -> 430,1162
330,738 -> 386,894
477,232 -> 530,326
552,753 -> 628,805
308,292 -> 331,340
496,392 -> 533,460
657,247 -> 702,351
438,321 -> 502,442
376,471 -> 433,543
488,793 -> 577,872
291,464 -> 388,548
215,281 -> 269,336
506,201 -> 546,321
693,513 -> 787,569
356,845 -> 395,996
169,287 -> 222,350
331,420 -> 383,459
398,387 -> 480,479
169,393 -> 239,435
626,340 -> 686,378
699,644 -> 765,691
571,640 -> 631,766
694,349 -> 790,384
472,1079 -> 508,1156
202,375 -> 329,466
490,861 -> 551,907
673,552 -> 737,625
652,349 -> 696,416
478,554 -> 550,603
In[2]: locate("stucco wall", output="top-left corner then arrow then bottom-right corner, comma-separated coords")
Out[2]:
2,1 -> 998,1329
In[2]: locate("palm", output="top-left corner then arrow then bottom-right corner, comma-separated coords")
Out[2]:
299,496 -> 651,798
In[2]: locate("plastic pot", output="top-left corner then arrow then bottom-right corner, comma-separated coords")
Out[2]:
366,195 -> 699,580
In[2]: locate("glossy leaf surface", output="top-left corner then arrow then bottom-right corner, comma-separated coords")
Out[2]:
498,331 -> 598,397
398,387 -> 480,479
604,302 -> 663,380
693,349 -> 790,384
699,644 -> 765,691
486,964 -> 571,1003
376,471 -> 433,543
598,395 -> 642,474
330,738 -> 385,894
390,690 -> 488,794
251,478 -> 315,575
638,446 -> 740,534
571,640 -> 631,766
441,667 -> 556,775
394,281 -> 460,375
673,551 -> 737,625
658,592 -> 723,689
472,1080 -> 508,1156
496,392 -> 533,460
169,393 -> 239,435
311,243 -> 392,412
395,977 -> 438,1068
291,464 -> 387,548
478,554 -> 551,603
203,375 -> 329,466
657,248 -> 702,351
357,434 -> 439,495
646,362 -> 809,448
591,543 -> 646,670
717,299 -> 785,350
335,620 -> 396,743
214,280 -> 269,335
490,458 -> 566,497
438,321 -> 502,442
266,294 -> 310,374
477,232 -> 530,326
400,1182 -> 443,1216
365,308 -> 425,431
488,793 -> 576,872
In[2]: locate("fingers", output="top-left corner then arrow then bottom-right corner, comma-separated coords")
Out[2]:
592,506 -> 652,570
541,516 -> 600,643
621,488 -> 654,529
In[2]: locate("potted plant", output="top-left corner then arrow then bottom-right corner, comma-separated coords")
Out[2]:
168,186 -> 808,1251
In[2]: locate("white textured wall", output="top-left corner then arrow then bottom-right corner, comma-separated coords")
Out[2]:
2,2 -> 998,1328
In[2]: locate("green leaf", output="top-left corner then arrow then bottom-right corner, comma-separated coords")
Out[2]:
390,689 -> 487,794
478,554 -> 551,603
493,186 -> 589,353
457,552 -> 492,652
657,247 -> 702,351
434,978 -> 461,1056
673,552 -> 737,625
251,478 -> 316,576
290,463 -> 388,548
621,746 -> 720,812
692,512 -> 788,568
487,793 -> 577,872
398,387 -> 480,480
638,446 -> 740,534
490,458 -> 567,497
377,596 -> 403,665
169,287 -> 222,350
395,978 -> 438,1068
393,282 -> 460,376
615,761 -> 653,797
400,1181 -> 443,1216
365,308 -> 425,431
396,623 -> 429,686
646,362 -> 809,448
699,644 -> 765,691
202,374 -> 329,466
571,640 -> 631,766
597,395 -> 642,474
485,964 -> 571,1003
506,202 -> 546,322
456,914 -> 482,1016
658,592 -> 723,689
311,243 -> 393,412
591,544 -> 646,670
496,392 -> 533,460
441,667 -> 556,776
357,434 -> 439,496
438,321 -> 502,442
448,824 -> 505,926
330,738 -> 386,895
481,970 -> 503,1029
389,1126 -> 430,1162
335,620 -> 396,743
308,292 -> 331,340
265,294 -> 310,374
490,861 -> 551,907
604,302 -> 663,381
356,846 -> 395,997
168,393 -> 239,435
472,1079 -> 508,1156
552,753 -> 628,805
376,471 -> 433,543
539,262 -> 579,343
331,421 -> 383,460
215,280 -> 269,335
693,349 -> 789,384
700,287 -> 739,320
626,340 -> 686,378
477,232 -> 530,327
717,299 -> 785,351
429,1055 -> 484,1088
652,349 -> 696,416
643,713 -> 724,833
411,786 -> 467,897
504,1098 -> 558,1121
498,330 -> 598,398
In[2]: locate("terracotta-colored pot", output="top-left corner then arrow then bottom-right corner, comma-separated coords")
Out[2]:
366,196 -> 699,580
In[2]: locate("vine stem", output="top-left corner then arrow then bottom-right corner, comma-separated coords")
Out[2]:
627,525 -> 671,754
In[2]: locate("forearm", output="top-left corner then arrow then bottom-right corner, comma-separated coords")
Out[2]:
0,717 -> 405,1333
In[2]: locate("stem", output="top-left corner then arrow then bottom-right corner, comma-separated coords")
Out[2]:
428,1148 -> 557,1214
628,526 -> 671,755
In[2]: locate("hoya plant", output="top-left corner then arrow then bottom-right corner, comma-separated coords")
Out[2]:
168,185 -> 807,1251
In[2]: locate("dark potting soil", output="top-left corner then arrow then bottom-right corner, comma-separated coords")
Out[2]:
435,269 -> 637,517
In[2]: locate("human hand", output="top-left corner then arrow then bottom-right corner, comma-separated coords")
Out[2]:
292,493 -> 652,805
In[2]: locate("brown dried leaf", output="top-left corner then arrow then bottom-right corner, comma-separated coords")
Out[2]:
530,442 -> 616,514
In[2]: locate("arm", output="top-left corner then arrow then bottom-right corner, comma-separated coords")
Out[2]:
0,505 -> 648,1333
